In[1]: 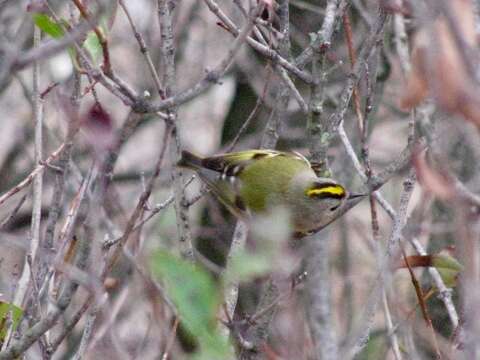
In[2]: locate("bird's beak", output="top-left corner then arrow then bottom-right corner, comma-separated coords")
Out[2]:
347,192 -> 367,200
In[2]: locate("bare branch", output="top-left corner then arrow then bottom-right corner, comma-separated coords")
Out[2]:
10,24 -> 44,315
0,143 -> 68,207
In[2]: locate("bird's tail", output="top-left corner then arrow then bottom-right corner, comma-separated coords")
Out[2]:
177,150 -> 204,169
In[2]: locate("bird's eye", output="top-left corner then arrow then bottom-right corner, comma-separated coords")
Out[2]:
329,205 -> 340,212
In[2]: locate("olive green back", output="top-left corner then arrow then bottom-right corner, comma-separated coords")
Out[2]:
238,155 -> 312,212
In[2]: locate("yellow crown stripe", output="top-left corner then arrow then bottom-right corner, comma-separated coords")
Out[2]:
307,185 -> 345,197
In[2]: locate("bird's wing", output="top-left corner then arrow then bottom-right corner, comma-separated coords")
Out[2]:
201,150 -> 310,178
189,150 -> 311,218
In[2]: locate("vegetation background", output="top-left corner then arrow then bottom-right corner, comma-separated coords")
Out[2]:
0,0 -> 478,359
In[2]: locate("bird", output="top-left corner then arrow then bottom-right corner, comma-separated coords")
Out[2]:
178,149 -> 364,237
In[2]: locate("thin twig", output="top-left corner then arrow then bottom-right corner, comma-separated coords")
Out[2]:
381,292 -> 403,360
345,170 -> 417,359
327,7 -> 388,136
0,143 -> 67,207
401,247 -> 442,358
342,10 -> 364,131
72,294 -> 108,360
226,66 -> 273,152
66,124 -> 173,357
6,22 -> 90,73
203,0 -> 312,84
161,317 -> 179,360
220,220 -> 248,338
103,123 -> 172,276
158,0 -> 194,260
49,299 -> 92,353
0,227 -> 91,360
39,70 -> 80,292
294,0 -> 345,68
0,194 -> 27,230
39,164 -> 96,300
338,124 -> 396,218
118,0 -> 164,96
276,65 -> 308,113
8,27 -> 44,350
103,176 -> 195,249
71,0 -> 112,74
409,237 -> 459,330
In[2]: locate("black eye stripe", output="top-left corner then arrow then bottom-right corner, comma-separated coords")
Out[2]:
309,193 -> 344,199
313,182 -> 339,189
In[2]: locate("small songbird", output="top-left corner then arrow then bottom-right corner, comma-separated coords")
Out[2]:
178,149 -> 364,236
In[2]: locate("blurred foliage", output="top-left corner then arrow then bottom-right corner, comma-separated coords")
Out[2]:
356,330 -> 388,360
0,301 -> 23,343
83,31 -> 103,65
32,14 -> 64,38
150,251 -> 232,359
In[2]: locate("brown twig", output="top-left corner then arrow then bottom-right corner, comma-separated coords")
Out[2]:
104,123 -> 172,275
38,163 -> 96,303
0,228 -> 91,360
71,0 -> 112,74
342,10 -> 364,132
402,247 -> 442,359
161,317 -> 179,360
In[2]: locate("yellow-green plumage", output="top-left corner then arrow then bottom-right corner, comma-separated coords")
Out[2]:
238,155 -> 311,212
178,149 -> 361,235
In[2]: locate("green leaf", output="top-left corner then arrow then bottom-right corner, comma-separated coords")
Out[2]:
32,15 -> 80,69
193,335 -> 232,360
32,14 -> 64,38
83,31 -> 103,64
151,251 -> 232,359
150,251 -> 218,335
0,301 -> 23,341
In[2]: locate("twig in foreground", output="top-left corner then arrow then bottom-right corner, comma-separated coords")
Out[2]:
0,143 -> 67,207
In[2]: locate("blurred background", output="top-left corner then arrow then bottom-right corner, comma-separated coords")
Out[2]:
0,0 -> 479,359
